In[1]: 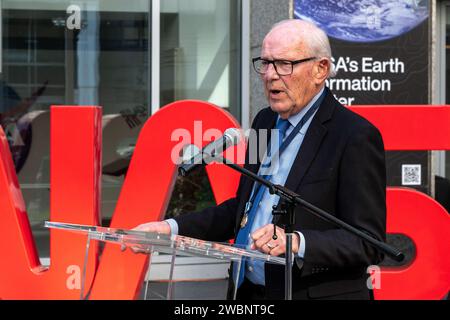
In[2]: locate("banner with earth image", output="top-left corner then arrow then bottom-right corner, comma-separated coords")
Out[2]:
294,0 -> 431,265
294,0 -> 429,105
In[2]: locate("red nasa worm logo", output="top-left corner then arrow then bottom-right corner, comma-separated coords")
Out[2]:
0,101 -> 448,299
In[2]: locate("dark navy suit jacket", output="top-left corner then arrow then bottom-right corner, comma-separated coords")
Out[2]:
174,88 -> 387,299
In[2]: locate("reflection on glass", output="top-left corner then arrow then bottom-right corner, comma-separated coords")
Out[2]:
161,0 -> 241,223
45,221 -> 285,265
0,0 -> 242,262
0,1 -> 150,258
160,0 -> 241,120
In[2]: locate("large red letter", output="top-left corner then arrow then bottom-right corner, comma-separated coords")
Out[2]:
88,100 -> 244,299
0,100 -> 244,299
350,106 -> 450,299
378,188 -> 450,299
0,107 -> 101,299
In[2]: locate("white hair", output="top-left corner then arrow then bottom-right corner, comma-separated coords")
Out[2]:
270,19 -> 337,78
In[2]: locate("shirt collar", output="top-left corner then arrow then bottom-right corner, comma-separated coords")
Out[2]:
284,86 -> 325,128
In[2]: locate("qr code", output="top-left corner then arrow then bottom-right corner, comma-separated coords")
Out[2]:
402,165 -> 421,185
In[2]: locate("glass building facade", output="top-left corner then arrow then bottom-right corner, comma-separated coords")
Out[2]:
0,0 -> 243,259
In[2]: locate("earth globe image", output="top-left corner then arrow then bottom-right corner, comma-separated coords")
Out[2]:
294,0 -> 429,43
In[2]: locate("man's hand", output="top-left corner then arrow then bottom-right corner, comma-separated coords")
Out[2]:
132,221 -> 171,234
250,224 -> 299,256
122,221 -> 172,253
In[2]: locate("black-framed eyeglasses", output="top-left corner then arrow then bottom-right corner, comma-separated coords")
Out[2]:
252,57 -> 316,76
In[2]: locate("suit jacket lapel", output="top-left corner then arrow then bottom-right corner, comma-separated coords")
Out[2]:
235,109 -> 277,231
285,90 -> 335,189
274,89 -> 336,224
246,108 -> 277,176
283,122 -> 327,191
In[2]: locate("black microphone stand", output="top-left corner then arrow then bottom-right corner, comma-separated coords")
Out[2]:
179,154 -> 404,300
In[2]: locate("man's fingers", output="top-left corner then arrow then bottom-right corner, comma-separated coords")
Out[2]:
130,245 -> 150,254
120,243 -> 148,254
250,224 -> 283,254
254,232 -> 275,250
251,224 -> 272,241
251,224 -> 274,249
132,221 -> 171,234
130,246 -> 140,253
249,224 -> 294,256
134,223 -> 155,232
269,246 -> 283,257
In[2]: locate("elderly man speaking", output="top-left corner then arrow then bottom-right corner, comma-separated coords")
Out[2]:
132,19 -> 386,300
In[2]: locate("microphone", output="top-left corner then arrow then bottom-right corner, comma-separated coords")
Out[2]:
178,128 -> 241,176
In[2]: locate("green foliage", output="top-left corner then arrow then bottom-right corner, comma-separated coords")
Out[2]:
165,167 -> 215,219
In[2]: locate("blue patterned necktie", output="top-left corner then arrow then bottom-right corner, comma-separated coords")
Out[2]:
233,118 -> 290,287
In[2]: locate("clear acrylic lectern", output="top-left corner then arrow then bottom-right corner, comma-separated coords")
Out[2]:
45,221 -> 285,300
